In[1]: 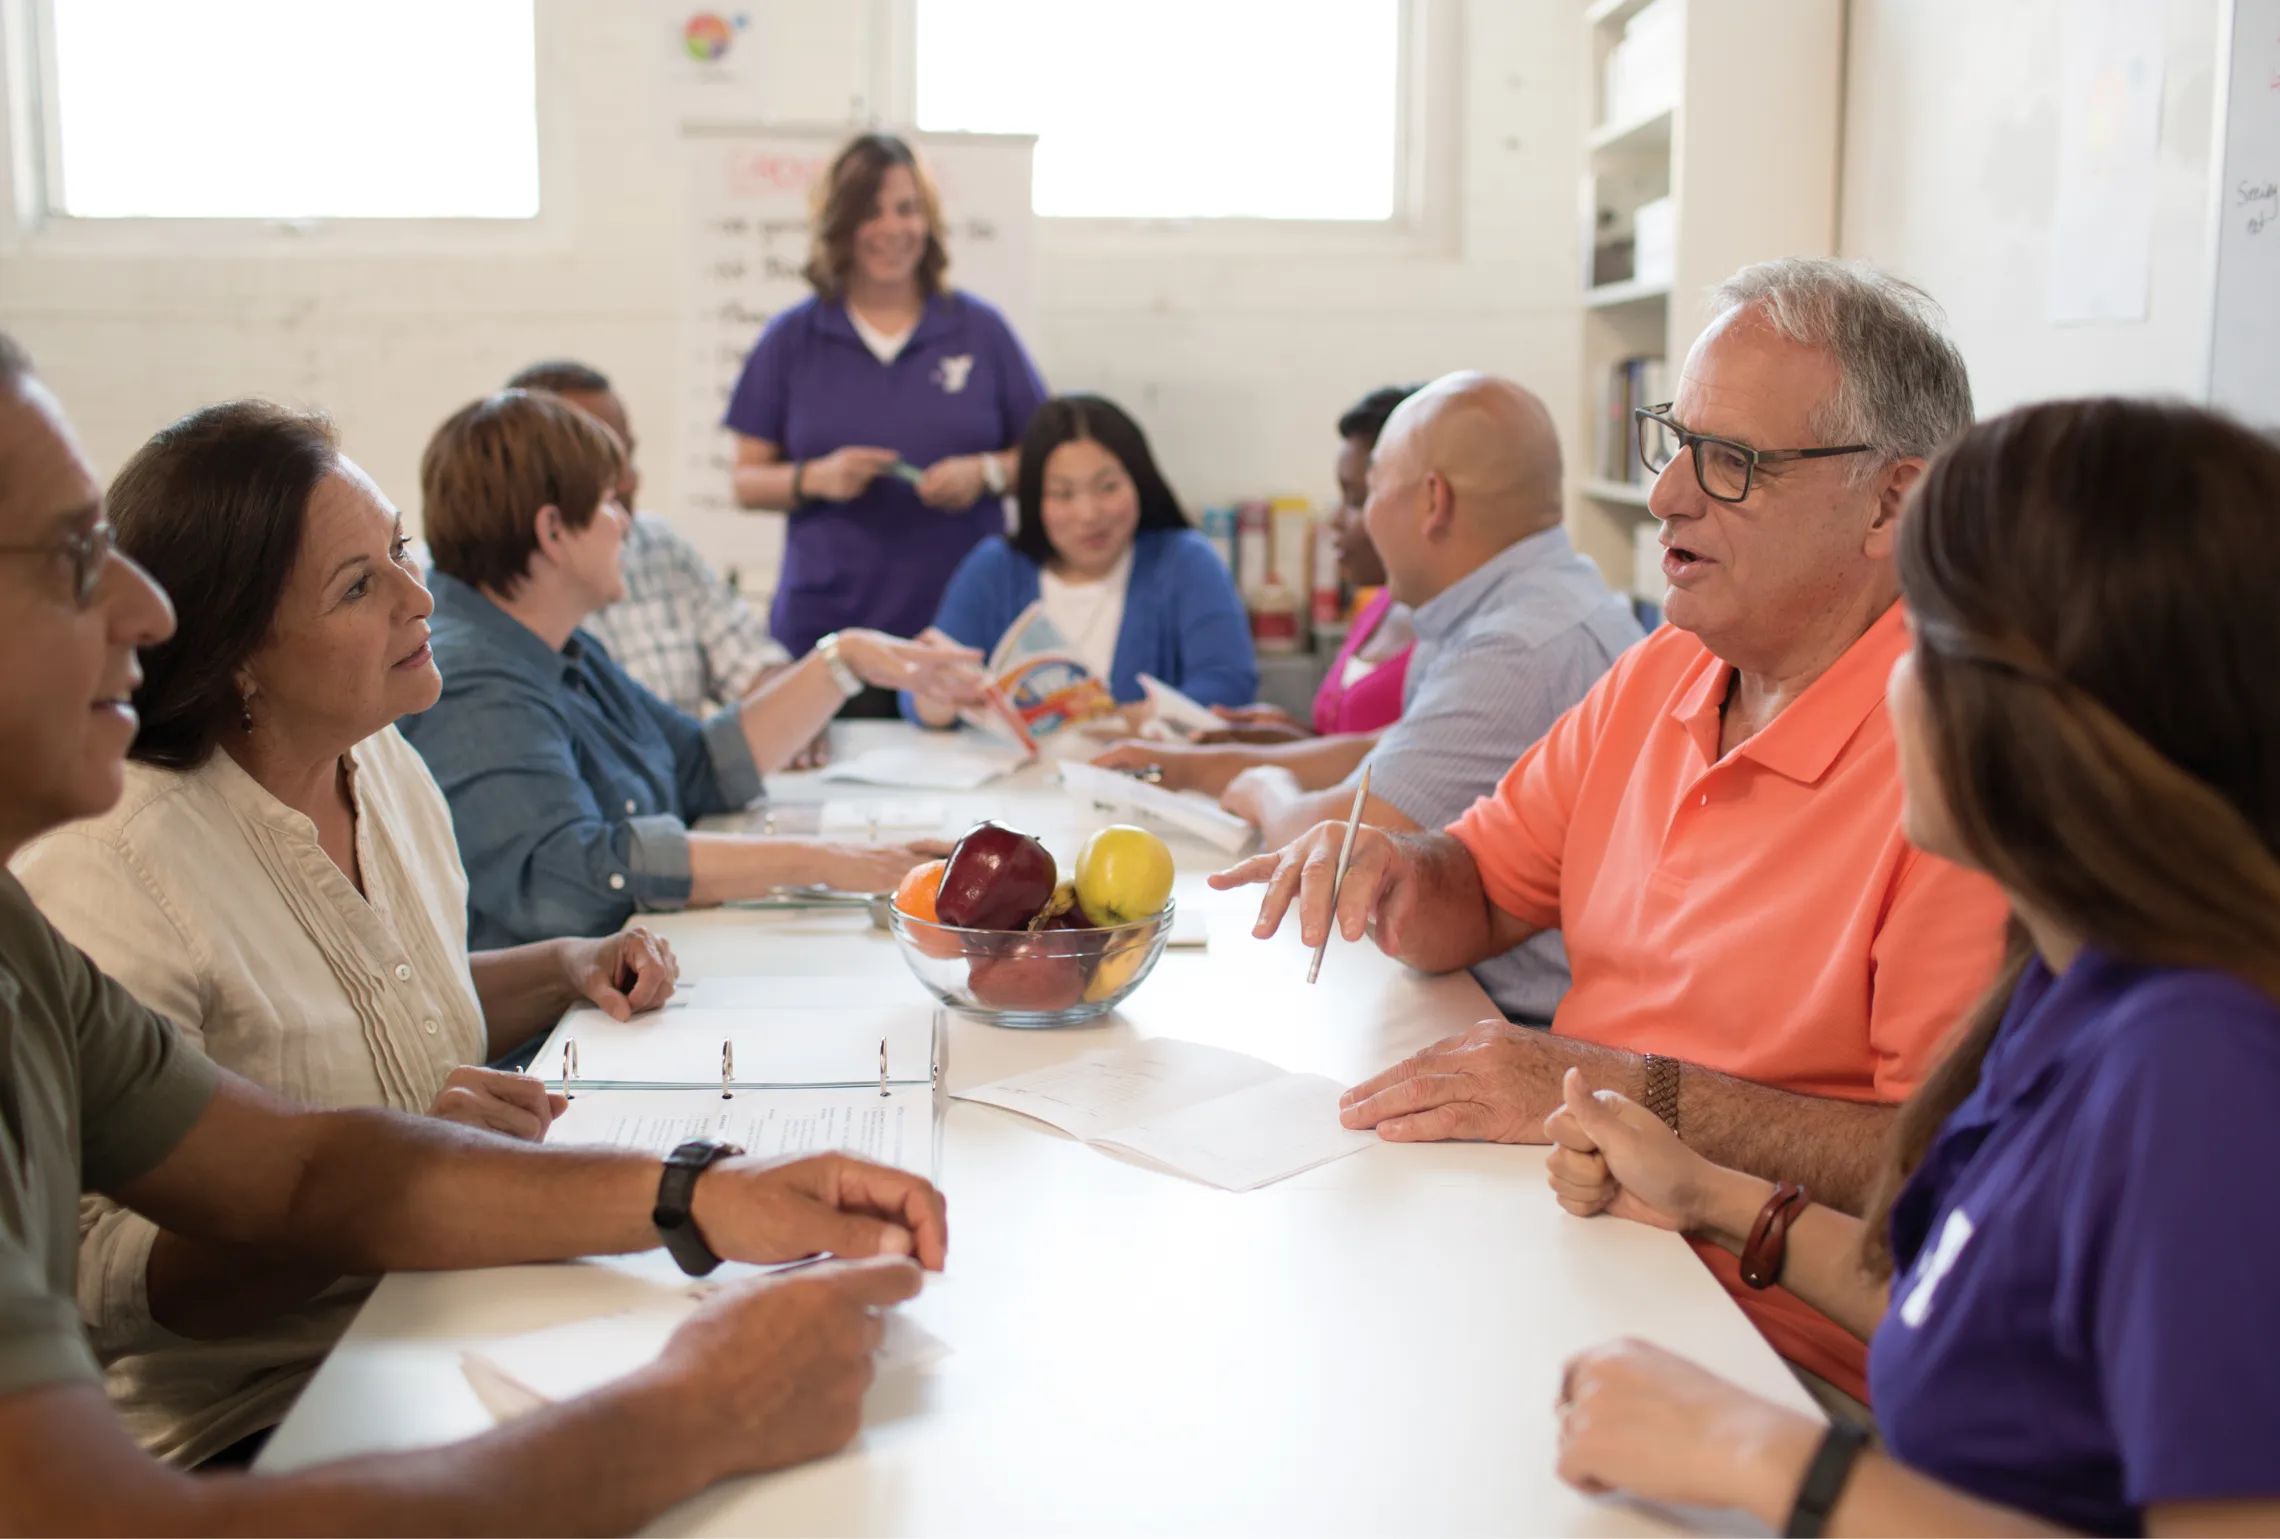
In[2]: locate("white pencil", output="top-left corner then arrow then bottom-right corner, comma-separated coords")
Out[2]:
1308,764 -> 1373,985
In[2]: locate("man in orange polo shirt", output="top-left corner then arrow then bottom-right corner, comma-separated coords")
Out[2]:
1212,258 -> 2010,1404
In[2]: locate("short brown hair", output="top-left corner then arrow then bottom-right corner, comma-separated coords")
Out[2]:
420,388 -> 625,595
109,401 -> 340,770
803,133 -> 948,300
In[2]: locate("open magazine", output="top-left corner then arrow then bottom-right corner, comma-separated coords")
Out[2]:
960,601 -> 1119,749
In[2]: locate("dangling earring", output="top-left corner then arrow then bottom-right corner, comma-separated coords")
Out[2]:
239,691 -> 255,733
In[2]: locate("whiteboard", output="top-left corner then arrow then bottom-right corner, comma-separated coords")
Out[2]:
2206,0 -> 2280,427
675,128 -> 1038,605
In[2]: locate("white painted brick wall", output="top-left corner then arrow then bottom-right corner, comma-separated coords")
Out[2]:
0,0 -> 1591,584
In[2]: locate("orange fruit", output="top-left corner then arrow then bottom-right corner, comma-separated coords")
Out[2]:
893,858 -> 947,923
893,859 -> 965,960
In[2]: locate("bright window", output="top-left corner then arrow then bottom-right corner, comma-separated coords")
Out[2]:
42,0 -> 540,220
914,0 -> 1403,221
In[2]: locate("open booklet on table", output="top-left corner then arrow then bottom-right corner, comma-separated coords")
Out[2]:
953,1039 -> 1373,1192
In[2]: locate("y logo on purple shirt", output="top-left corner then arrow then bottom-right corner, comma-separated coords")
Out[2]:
1897,1207 -> 1975,1328
934,354 -> 974,394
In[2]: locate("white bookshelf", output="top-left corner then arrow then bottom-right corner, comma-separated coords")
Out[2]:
1570,0 -> 1844,600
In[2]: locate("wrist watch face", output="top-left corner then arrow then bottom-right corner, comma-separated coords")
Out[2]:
656,1141 -> 742,1277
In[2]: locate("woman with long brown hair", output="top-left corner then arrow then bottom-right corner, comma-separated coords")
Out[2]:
723,132 -> 1048,715
1531,398 -> 2280,1535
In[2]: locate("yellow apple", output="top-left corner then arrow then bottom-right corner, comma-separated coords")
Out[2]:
1073,824 -> 1174,925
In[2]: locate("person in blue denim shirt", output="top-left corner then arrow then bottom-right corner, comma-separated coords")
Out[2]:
1538,399 -> 2280,1536
399,390 -> 985,947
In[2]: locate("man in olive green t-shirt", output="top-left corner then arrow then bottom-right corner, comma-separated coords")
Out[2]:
0,334 -> 949,1532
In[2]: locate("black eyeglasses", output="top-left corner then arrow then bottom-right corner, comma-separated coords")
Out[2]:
0,520 -> 114,607
1635,404 -> 1877,503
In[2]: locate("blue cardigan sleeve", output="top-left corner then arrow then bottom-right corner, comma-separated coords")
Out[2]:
899,537 -> 1028,723
1160,531 -> 1258,707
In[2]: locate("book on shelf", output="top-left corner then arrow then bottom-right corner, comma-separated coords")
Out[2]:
1596,354 -> 1671,484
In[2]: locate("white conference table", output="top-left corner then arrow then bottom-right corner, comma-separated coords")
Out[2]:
262,722 -> 1816,1535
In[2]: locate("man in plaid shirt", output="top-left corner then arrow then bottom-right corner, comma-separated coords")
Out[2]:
505,361 -> 789,715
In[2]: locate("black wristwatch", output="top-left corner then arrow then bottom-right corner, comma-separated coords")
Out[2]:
653,1138 -> 743,1277
1784,1421 -> 1871,1536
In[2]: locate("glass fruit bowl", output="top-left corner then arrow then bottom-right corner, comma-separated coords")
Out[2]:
885,902 -> 1175,1028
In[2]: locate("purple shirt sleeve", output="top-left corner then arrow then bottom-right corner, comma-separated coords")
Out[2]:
2080,985 -> 2280,1509
723,311 -> 795,443
982,303 -> 1048,447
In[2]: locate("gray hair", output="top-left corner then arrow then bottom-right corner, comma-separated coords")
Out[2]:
1708,258 -> 1974,479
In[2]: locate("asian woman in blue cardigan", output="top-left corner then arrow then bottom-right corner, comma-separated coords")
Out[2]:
905,394 -> 1256,726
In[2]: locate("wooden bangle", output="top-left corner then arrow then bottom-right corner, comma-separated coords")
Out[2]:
1739,1181 -> 1811,1290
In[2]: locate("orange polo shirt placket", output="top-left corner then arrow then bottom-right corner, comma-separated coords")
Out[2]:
1450,604 -> 2010,1400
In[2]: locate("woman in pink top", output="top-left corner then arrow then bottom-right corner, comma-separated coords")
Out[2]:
1212,385 -> 1418,744
1314,587 -> 1411,735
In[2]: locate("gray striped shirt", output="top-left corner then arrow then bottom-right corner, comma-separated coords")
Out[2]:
1363,525 -> 1642,1022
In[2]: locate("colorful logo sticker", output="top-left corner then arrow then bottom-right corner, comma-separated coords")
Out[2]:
683,12 -> 736,62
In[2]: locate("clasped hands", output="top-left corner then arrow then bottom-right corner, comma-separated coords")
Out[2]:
1544,1068 -> 1828,1520
803,446 -> 996,511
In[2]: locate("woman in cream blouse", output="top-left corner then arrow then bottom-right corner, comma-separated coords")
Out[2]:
13,401 -> 678,1467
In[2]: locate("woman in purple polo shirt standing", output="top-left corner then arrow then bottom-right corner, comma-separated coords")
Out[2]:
1534,399 -> 2280,1536
726,133 -> 1048,717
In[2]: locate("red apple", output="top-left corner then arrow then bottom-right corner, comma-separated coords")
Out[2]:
936,821 -> 1057,932
967,935 -> 1088,1012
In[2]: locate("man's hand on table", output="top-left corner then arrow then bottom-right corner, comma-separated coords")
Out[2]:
690,1151 -> 950,1271
1193,703 -> 1310,745
1340,1022 -> 1643,1144
646,1256 -> 926,1482
1208,821 -> 1422,952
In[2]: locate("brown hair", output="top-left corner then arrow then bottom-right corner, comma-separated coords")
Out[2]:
107,401 -> 340,770
1861,398 -> 2280,1274
803,133 -> 948,300
420,388 -> 625,596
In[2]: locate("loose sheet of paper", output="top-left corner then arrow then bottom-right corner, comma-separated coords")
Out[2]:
539,1001 -> 936,1089
1058,760 -> 1259,854
954,1039 -> 1373,1191
819,743 -> 1026,791
1137,673 -> 1222,736
817,797 -> 950,837
547,1085 -> 934,1176
462,1291 -> 950,1423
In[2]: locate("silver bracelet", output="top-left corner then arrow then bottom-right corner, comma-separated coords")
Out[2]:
814,632 -> 864,698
